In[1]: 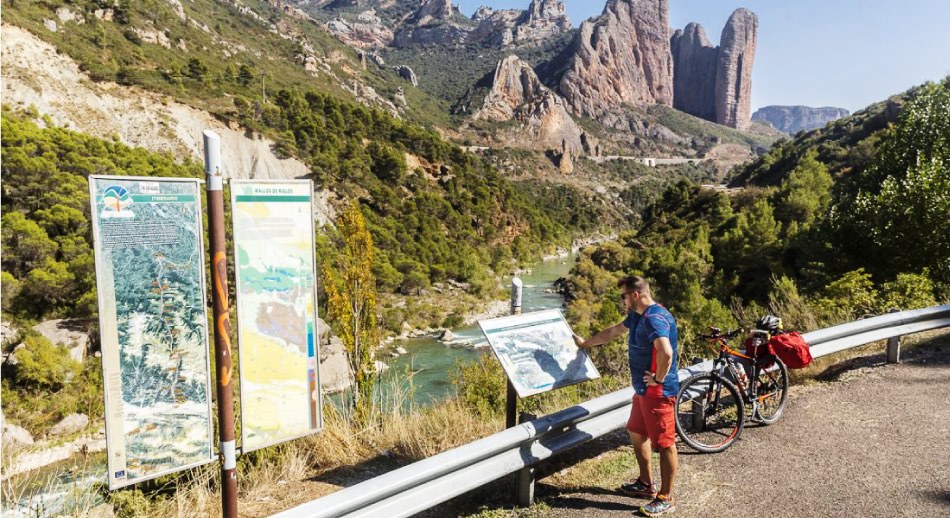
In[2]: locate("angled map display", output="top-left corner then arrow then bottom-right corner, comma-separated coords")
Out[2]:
88,176 -> 214,490
232,180 -> 322,452
478,309 -> 600,398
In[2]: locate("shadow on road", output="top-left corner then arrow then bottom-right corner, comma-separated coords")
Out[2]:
539,485 -> 637,512
815,335 -> 950,382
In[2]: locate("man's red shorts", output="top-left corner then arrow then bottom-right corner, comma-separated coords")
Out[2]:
627,394 -> 676,449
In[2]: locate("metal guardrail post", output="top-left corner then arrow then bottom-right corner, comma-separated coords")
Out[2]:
887,308 -> 901,363
517,411 -> 537,506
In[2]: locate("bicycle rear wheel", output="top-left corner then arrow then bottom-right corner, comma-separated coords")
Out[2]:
675,374 -> 744,453
753,355 -> 788,424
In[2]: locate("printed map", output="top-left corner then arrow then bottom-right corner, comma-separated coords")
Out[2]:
89,177 -> 214,489
232,181 -> 321,452
479,310 -> 600,397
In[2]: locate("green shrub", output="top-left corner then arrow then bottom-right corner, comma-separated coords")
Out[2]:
452,353 -> 506,417
11,334 -> 81,391
880,271 -> 937,311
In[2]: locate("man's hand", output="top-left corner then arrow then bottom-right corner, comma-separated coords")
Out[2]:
644,371 -> 660,387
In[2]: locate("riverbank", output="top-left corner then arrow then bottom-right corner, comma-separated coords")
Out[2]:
2,433 -> 106,479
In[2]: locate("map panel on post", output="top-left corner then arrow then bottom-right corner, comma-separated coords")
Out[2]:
232,180 -> 322,452
88,176 -> 214,490
478,309 -> 600,398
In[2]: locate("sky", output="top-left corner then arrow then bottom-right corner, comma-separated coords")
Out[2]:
460,0 -> 950,113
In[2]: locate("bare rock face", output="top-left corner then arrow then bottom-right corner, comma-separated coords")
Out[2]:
715,8 -> 757,129
474,55 -> 583,154
558,0 -> 674,119
325,10 -> 394,48
49,413 -> 89,437
393,0 -> 469,47
408,0 -> 455,26
751,105 -> 850,134
395,65 -> 418,87
316,317 -> 352,394
33,319 -> 91,363
670,22 -> 718,122
670,9 -> 758,129
516,0 -> 572,42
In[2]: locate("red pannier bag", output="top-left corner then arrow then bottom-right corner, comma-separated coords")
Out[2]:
769,331 -> 813,369
744,336 -> 774,359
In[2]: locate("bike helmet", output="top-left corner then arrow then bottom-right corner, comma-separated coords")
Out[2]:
755,315 -> 782,333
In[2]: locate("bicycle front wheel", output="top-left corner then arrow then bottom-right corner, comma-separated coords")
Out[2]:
675,374 -> 744,453
753,355 -> 788,424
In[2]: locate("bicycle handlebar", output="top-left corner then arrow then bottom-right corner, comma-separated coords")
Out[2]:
698,328 -> 741,341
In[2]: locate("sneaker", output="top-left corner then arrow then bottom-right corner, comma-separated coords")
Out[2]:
640,496 -> 675,516
618,478 -> 657,498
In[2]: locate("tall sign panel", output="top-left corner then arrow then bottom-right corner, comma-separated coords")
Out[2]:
88,177 -> 214,489
231,180 -> 322,452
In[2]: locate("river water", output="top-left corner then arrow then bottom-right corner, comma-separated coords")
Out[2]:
380,252 -> 576,407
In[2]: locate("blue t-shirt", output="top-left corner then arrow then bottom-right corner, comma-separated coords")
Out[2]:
624,304 -> 679,397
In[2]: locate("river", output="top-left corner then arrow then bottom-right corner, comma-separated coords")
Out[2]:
379,252 -> 576,407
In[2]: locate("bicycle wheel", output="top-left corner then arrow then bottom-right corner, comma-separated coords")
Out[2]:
753,355 -> 789,424
675,374 -> 744,453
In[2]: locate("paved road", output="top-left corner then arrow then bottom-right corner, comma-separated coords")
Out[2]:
536,343 -> 950,517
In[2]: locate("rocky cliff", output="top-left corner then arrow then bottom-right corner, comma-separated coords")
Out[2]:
472,0 -> 571,46
751,105 -> 850,134
392,0 -> 471,47
392,0 -> 571,48
326,9 -> 394,48
558,0 -> 674,119
714,8 -> 757,129
474,55 -> 583,155
670,8 -> 758,129
670,23 -> 718,121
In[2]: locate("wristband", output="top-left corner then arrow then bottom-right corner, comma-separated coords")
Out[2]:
653,374 -> 661,384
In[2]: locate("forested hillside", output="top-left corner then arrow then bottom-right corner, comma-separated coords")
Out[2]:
563,78 -> 949,362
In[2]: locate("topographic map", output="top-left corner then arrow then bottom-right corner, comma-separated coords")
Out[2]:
479,310 -> 600,397
89,177 -> 213,489
232,181 -> 321,452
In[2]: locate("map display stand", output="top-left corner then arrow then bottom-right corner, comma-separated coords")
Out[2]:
231,180 -> 323,452
88,176 -> 215,489
479,309 -> 600,398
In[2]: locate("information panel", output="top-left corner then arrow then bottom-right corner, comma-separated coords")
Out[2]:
232,180 -> 322,452
479,309 -> 600,398
88,176 -> 214,489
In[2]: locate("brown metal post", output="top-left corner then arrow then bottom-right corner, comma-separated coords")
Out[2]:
204,130 -> 238,518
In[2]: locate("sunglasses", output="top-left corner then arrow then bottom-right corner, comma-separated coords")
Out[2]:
619,291 -> 637,301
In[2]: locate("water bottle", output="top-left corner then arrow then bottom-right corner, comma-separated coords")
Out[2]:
728,359 -> 748,388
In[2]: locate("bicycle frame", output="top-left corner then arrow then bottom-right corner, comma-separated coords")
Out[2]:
703,332 -> 767,413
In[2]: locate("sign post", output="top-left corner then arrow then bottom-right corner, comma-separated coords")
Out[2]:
203,130 -> 238,518
505,277 -> 523,429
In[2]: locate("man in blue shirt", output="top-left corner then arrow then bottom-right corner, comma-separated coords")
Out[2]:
574,276 -> 679,516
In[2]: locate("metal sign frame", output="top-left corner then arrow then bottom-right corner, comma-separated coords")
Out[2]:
231,179 -> 323,453
88,175 -> 215,490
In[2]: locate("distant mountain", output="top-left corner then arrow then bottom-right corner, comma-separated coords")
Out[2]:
751,105 -> 850,134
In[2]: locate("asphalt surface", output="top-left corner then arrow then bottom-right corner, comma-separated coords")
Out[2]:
535,342 -> 950,517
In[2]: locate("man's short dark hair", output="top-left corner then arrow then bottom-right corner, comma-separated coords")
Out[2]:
618,276 -> 652,296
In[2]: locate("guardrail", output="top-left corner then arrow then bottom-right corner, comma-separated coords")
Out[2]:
274,305 -> 950,518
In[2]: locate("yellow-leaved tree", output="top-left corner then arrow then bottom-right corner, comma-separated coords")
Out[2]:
322,201 -> 379,422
